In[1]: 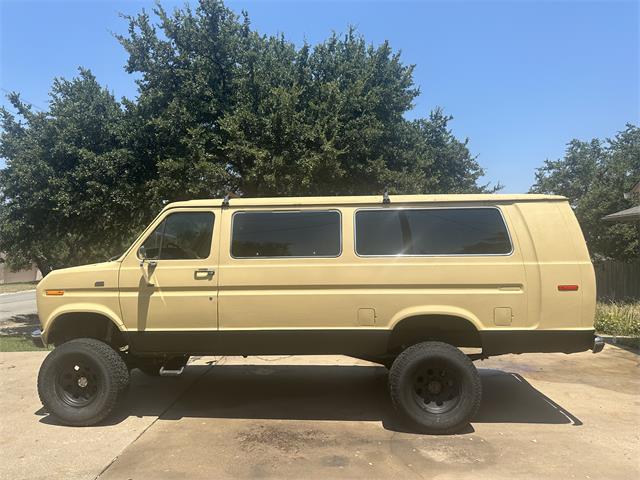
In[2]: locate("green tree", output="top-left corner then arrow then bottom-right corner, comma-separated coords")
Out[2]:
1,0 -> 496,272
0,69 -> 142,274
118,0 -> 495,200
531,124 -> 640,261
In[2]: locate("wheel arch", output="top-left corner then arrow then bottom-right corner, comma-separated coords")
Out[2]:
45,307 -> 127,349
388,306 -> 483,352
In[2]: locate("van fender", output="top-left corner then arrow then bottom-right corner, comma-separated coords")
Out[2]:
44,303 -> 126,341
388,305 -> 483,332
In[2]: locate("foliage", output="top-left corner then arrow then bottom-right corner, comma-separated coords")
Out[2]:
1,0 -> 496,271
531,124 -> 640,261
117,0 -> 494,200
595,301 -> 640,337
0,70 -> 145,273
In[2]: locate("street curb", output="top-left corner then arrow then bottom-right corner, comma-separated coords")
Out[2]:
600,335 -> 640,353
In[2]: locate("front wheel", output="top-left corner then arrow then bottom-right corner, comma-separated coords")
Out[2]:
389,341 -> 481,434
37,338 -> 129,426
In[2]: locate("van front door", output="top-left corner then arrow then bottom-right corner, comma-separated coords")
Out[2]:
119,208 -> 220,354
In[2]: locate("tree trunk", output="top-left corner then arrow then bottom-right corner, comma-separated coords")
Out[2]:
34,259 -> 52,277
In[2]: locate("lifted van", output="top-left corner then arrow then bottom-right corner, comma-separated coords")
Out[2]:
33,194 -> 603,432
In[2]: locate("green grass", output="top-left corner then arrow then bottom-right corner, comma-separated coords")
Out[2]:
0,281 -> 38,294
0,336 -> 51,352
595,301 -> 640,337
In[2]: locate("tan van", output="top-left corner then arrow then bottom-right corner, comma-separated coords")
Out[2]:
33,194 -> 603,432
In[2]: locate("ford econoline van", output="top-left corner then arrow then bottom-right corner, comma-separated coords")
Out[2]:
33,194 -> 603,432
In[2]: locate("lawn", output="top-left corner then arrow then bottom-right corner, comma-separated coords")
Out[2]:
0,336 -> 51,352
595,301 -> 640,337
0,282 -> 38,294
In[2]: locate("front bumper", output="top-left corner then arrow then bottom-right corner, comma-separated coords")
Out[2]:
31,329 -> 45,348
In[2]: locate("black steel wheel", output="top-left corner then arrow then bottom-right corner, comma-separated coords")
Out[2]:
54,355 -> 102,407
37,338 -> 128,426
412,362 -> 461,414
389,341 -> 481,434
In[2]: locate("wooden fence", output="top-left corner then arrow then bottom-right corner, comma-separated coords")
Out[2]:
594,261 -> 640,301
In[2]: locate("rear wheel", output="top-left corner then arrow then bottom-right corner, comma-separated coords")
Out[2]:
389,341 -> 481,434
37,338 -> 128,426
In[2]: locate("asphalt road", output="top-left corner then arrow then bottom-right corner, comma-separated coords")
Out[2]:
1,347 -> 638,480
0,291 -> 37,320
0,291 -> 38,336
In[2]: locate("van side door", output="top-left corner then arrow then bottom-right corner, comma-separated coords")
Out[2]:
118,208 -> 220,353
217,208 -> 347,332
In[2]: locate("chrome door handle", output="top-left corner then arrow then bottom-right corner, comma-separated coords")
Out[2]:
194,268 -> 215,279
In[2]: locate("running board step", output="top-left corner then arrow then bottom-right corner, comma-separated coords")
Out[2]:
159,366 -> 184,376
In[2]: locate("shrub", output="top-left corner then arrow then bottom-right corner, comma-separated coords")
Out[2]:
595,302 -> 640,337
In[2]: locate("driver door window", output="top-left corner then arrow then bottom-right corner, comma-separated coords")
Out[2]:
141,212 -> 214,260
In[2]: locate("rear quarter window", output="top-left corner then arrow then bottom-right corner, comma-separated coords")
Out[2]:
355,207 -> 512,256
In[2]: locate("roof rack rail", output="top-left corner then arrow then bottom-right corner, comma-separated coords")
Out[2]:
222,191 -> 241,208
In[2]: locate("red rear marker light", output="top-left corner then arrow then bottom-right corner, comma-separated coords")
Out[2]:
558,285 -> 579,291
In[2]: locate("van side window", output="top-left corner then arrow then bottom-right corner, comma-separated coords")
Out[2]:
231,211 -> 341,258
141,212 -> 215,260
355,208 -> 511,256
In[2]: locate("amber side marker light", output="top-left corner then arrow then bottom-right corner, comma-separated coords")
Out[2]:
558,285 -> 579,292
45,290 -> 65,296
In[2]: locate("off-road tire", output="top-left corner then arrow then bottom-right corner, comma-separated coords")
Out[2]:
118,353 -> 131,395
389,341 -> 481,434
37,338 -> 129,426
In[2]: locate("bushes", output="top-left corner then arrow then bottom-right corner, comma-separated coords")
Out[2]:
595,302 -> 640,337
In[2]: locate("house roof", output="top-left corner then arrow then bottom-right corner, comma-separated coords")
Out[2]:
602,205 -> 640,223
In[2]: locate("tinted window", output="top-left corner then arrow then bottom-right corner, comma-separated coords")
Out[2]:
231,211 -> 341,258
355,208 -> 511,255
141,212 -> 214,260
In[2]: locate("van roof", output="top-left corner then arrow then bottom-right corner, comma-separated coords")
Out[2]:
162,193 -> 567,210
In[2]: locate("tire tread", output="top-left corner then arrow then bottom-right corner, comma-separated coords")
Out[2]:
389,341 -> 481,434
37,338 -> 129,426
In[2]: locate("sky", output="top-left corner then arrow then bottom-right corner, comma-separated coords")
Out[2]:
1,0 -> 638,193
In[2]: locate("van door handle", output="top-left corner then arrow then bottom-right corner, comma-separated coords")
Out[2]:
194,268 -> 215,279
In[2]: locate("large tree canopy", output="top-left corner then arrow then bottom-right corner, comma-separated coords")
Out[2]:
531,124 -> 640,261
117,0 -> 492,199
1,0 -> 495,272
0,70 -> 144,274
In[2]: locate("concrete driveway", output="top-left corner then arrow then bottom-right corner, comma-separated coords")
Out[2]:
1,346 -> 638,480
